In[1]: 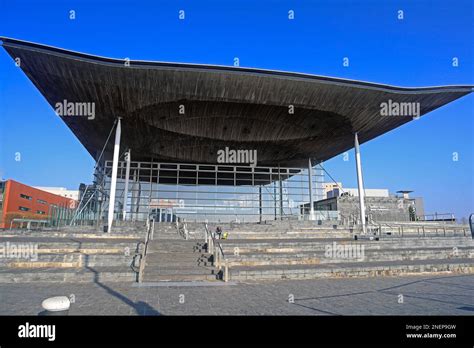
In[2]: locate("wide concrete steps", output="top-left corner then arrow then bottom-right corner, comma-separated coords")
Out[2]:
151,224 -> 184,240
142,239 -> 219,282
142,272 -> 218,282
224,247 -> 473,267
0,266 -> 136,283
219,236 -> 473,254
179,222 -> 473,282
218,233 -> 474,281
0,233 -> 142,283
0,253 -> 133,267
225,231 -> 353,239
196,221 -> 469,240
229,258 -> 474,281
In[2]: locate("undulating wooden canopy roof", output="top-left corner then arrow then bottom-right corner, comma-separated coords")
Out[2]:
2,37 -> 472,170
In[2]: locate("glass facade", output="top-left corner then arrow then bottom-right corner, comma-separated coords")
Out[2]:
92,161 -> 326,223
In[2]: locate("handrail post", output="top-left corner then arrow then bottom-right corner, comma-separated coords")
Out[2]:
150,218 -> 155,240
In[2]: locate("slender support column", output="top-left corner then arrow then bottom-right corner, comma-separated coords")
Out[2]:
107,118 -> 121,233
259,186 -> 262,223
354,132 -> 366,234
273,182 -> 277,220
130,171 -> 137,221
122,149 -> 131,220
279,179 -> 283,220
308,158 -> 316,221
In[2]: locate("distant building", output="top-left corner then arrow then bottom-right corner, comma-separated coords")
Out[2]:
34,186 -> 79,201
327,187 -> 389,198
302,186 -> 425,222
0,180 -> 77,229
323,183 -> 342,197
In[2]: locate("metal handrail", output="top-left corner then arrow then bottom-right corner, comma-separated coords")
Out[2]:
176,220 -> 189,240
420,213 -> 456,221
366,215 -> 468,237
337,210 -> 467,238
137,216 -> 155,282
204,223 -> 229,282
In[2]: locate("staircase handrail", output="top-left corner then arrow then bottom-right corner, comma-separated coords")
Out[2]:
204,223 -> 228,281
137,215 -> 155,282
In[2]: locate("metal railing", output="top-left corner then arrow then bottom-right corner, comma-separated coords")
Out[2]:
136,216 -> 155,282
204,223 -> 229,282
366,216 -> 468,238
336,211 -> 468,238
9,218 -> 49,230
176,220 -> 189,240
419,213 -> 456,222
339,212 -> 358,227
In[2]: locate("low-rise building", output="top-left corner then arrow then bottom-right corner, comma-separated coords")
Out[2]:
0,180 -> 77,229
302,186 -> 425,222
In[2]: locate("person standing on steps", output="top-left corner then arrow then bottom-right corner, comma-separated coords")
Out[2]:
216,226 -> 222,239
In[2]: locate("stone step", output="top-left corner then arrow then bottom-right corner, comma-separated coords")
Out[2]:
0,266 -> 136,283
219,237 -> 473,252
190,222 -> 469,237
0,236 -> 141,245
145,253 -> 210,262
0,253 -> 135,267
5,230 -> 145,238
228,258 -> 474,281
207,230 -> 349,236
222,230 -> 469,239
142,239 -> 217,282
145,251 -> 210,258
147,241 -> 206,253
145,258 -> 212,268
145,266 -> 215,275
224,247 -> 474,266
142,273 -> 220,282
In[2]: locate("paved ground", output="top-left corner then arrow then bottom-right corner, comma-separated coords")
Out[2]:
0,274 -> 473,315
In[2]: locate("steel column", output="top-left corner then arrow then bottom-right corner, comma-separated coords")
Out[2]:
122,149 -> 131,220
107,117 -> 121,232
308,158 -> 315,221
354,132 -> 367,234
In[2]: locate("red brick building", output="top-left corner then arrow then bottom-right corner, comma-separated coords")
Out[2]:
0,180 -> 77,229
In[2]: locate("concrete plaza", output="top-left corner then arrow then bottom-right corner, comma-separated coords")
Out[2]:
0,274 -> 473,316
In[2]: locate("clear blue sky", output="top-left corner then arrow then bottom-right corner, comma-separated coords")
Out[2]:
0,0 -> 473,219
